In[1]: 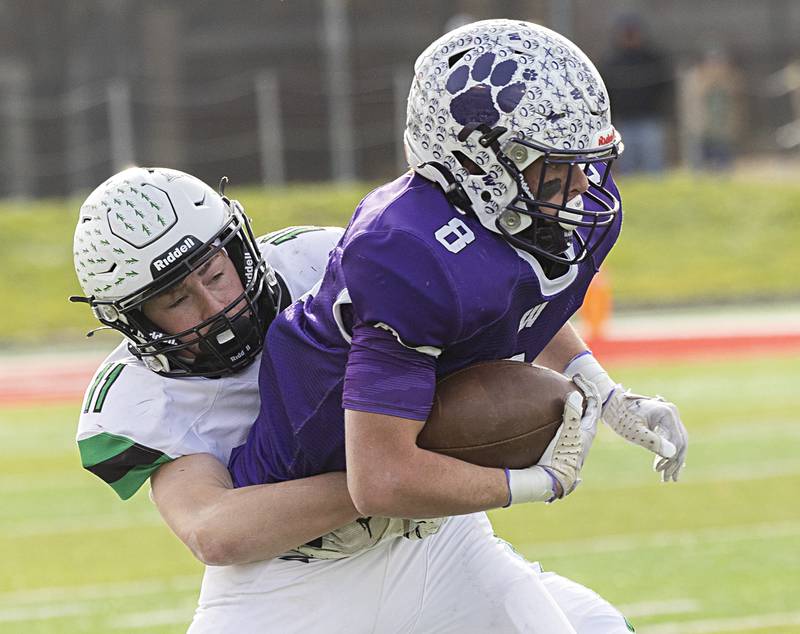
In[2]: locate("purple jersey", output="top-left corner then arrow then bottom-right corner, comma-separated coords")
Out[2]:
229,172 -> 622,486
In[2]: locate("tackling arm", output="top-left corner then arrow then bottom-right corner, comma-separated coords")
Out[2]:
150,453 -> 359,565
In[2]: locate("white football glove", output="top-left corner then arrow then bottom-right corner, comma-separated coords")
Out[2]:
572,374 -> 602,471
565,351 -> 688,482
506,375 -> 601,504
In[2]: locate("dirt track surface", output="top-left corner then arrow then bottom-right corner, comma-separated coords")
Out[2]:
2,305 -> 799,407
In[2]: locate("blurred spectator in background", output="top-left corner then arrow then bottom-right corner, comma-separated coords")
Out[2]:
683,46 -> 745,171
601,13 -> 674,174
767,61 -> 800,150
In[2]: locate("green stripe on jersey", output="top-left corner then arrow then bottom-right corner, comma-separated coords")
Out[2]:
78,432 -> 173,500
83,363 -> 124,413
259,227 -> 293,244
93,364 -> 124,412
79,431 -> 136,467
260,226 -> 325,246
83,363 -> 114,413
110,453 -> 172,499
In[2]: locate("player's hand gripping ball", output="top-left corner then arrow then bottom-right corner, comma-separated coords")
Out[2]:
417,360 -> 586,469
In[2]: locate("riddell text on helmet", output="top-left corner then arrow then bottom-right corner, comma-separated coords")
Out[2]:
151,236 -> 198,273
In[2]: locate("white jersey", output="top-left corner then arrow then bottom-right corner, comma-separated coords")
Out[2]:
76,226 -> 343,500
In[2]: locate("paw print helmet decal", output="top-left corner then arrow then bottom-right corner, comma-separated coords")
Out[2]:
72,167 -> 281,377
404,19 -> 623,265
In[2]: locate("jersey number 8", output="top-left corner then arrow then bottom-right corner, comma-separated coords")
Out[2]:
434,218 -> 475,254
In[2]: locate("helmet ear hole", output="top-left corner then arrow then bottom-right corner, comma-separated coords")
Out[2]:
447,49 -> 471,68
453,150 -> 485,176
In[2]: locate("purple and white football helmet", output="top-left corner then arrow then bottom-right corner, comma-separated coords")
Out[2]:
405,19 -> 623,264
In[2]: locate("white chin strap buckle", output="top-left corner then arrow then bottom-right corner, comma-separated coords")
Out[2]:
216,329 -> 235,344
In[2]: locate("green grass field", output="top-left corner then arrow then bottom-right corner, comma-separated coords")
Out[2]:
2,172 -> 800,345
1,352 -> 798,633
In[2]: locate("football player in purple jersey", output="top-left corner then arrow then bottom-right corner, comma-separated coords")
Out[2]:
224,19 -> 688,633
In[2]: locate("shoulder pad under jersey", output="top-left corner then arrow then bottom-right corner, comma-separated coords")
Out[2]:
258,226 -> 343,302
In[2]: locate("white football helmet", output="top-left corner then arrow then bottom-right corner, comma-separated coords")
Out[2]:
405,19 -> 622,265
72,167 -> 280,377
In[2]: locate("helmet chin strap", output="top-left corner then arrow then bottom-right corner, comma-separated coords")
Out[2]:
418,124 -> 509,216
510,168 -> 572,259
193,312 -> 261,373
529,220 -> 570,257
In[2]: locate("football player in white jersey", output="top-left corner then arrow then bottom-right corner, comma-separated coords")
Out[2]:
73,167 -> 366,564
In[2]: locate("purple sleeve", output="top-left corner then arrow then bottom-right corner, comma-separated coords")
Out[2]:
341,229 -> 461,348
343,322 -> 436,421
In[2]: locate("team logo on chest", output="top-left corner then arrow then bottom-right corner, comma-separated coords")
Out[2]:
518,303 -> 547,332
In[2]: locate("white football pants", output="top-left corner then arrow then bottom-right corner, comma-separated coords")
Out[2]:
189,512 -> 632,633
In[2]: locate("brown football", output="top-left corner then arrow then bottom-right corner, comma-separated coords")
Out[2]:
416,360 -> 577,469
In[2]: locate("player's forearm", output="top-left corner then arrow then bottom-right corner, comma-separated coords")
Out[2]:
152,454 -> 359,565
198,474 -> 359,564
534,321 -> 588,372
194,483 -> 359,565
345,410 -> 509,518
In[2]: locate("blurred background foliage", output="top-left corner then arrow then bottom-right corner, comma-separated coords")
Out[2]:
3,172 -> 799,346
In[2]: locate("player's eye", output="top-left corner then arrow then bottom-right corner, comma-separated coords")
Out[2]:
167,295 -> 188,309
208,270 -> 226,283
